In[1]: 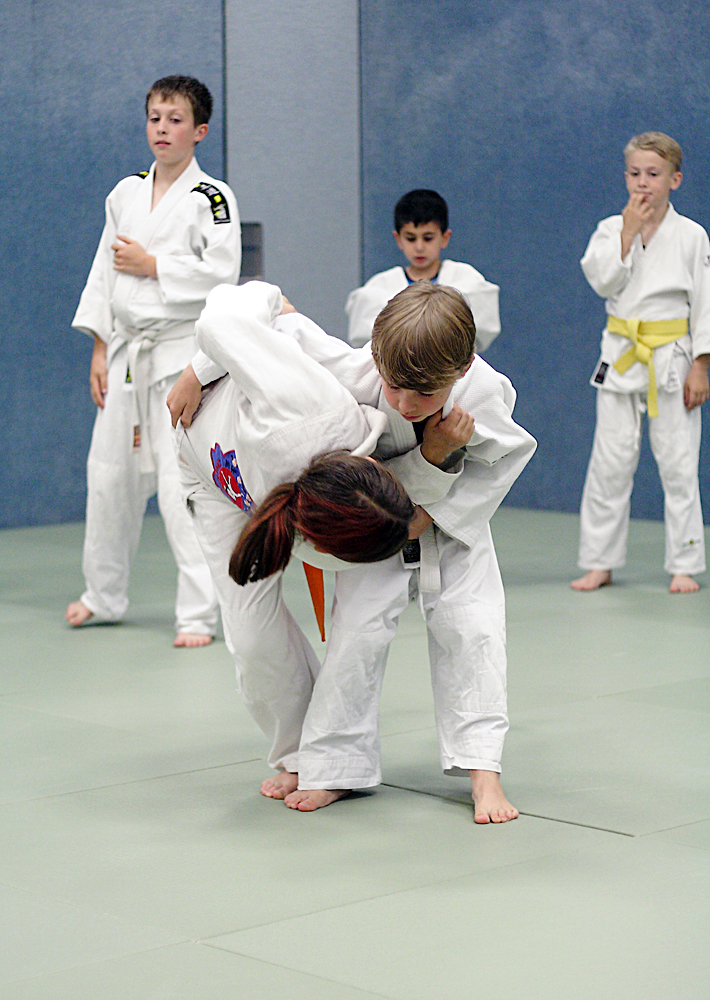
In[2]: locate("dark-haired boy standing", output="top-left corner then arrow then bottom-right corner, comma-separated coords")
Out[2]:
66,75 -> 241,645
346,188 -> 500,351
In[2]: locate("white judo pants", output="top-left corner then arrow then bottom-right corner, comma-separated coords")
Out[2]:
181,445 -> 508,785
297,526 -> 508,789
578,381 -> 705,575
81,346 -> 218,635
179,475 -> 321,773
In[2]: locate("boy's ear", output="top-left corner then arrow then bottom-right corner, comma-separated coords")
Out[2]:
457,361 -> 473,378
670,171 -> 682,191
194,123 -> 209,145
441,228 -> 452,248
393,229 -> 404,249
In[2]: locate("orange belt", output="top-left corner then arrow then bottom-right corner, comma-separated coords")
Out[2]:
302,563 -> 326,642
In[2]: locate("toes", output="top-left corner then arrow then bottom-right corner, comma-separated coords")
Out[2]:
174,633 -> 213,647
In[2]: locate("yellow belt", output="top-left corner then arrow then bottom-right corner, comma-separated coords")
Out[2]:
607,315 -> 688,417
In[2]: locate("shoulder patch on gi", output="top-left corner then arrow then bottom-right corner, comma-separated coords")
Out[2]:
593,361 -> 609,385
133,170 -> 150,179
192,182 -> 231,224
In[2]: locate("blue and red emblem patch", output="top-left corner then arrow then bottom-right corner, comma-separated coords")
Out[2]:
210,443 -> 254,511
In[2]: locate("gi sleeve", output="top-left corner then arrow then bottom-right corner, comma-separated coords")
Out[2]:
688,225 -> 710,359
421,371 -> 537,547
155,185 -> 241,306
72,182 -> 129,342
191,348 -> 227,386
195,284 -> 374,429
580,215 -> 635,300
274,312 -> 383,403
384,447 -> 462,506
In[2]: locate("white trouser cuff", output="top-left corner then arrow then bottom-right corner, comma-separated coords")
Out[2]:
277,753 -> 300,775
444,759 -> 502,776
298,754 -> 381,790
79,591 -> 122,622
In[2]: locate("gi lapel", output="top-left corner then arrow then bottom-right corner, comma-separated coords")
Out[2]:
131,158 -> 203,250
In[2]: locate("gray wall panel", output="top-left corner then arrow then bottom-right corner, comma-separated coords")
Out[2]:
225,0 -> 360,338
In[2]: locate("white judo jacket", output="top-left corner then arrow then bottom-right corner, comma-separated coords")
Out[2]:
581,204 -> 710,394
192,296 -> 535,552
345,260 -> 501,352
73,158 -> 241,386
178,283 -> 388,572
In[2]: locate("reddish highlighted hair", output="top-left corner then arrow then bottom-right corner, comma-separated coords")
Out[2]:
229,453 -> 414,585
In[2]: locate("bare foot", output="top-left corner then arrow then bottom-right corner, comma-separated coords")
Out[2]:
174,632 -> 213,648
65,600 -> 94,627
284,788 -> 351,812
669,574 -> 700,593
261,770 -> 299,799
571,569 -> 612,591
469,770 -> 519,824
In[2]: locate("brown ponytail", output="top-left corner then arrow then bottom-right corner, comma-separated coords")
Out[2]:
229,452 -> 414,585
229,481 -> 298,584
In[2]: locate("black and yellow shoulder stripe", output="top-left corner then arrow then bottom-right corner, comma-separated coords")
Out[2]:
192,182 -> 231,224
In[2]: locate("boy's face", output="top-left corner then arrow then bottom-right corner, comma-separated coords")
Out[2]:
394,222 -> 452,278
146,93 -> 208,169
381,379 -> 456,423
624,149 -> 681,213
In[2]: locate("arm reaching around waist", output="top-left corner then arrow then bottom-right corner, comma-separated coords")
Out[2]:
167,363 -> 202,427
171,290 -> 302,427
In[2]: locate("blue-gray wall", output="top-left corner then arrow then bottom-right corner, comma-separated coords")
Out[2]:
3,1 -> 710,530
0,0 -> 225,528
359,0 -> 710,520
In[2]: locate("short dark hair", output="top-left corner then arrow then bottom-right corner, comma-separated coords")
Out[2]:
394,189 -> 449,233
145,75 -> 213,126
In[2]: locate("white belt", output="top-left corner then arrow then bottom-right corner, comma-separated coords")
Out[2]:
418,526 -> 441,593
124,334 -> 158,474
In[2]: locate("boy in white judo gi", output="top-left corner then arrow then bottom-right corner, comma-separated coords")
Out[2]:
170,282 -> 536,823
345,188 -> 501,352
571,132 -> 710,594
66,75 -> 241,645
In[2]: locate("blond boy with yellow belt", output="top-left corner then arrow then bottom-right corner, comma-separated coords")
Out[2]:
572,132 -> 710,593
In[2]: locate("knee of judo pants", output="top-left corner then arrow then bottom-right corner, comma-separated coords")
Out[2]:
425,602 -> 508,715
304,622 -> 392,739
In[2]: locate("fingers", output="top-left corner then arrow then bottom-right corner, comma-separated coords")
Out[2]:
685,390 -> 708,411
180,401 -> 197,428
166,395 -> 184,428
441,403 -> 474,444
279,295 -> 297,316
89,374 -> 106,408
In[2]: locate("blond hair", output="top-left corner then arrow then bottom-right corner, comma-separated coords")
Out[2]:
624,131 -> 682,173
371,283 -> 476,392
